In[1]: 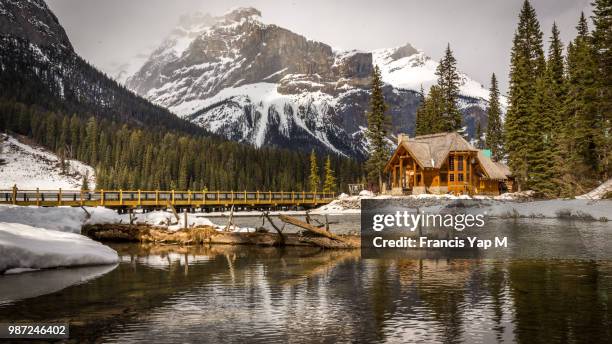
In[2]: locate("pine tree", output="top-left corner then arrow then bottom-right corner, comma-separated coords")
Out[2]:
563,13 -> 600,193
415,85 -> 445,136
435,44 -> 462,132
81,170 -> 90,191
322,156 -> 337,193
309,150 -> 320,192
85,117 -> 98,164
591,0 -> 612,179
178,155 -> 189,190
505,0 -> 546,190
485,73 -> 504,161
365,65 -> 391,191
475,121 -> 484,149
414,85 -> 429,136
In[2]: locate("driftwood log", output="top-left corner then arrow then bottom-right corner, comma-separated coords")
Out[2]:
82,215 -> 359,249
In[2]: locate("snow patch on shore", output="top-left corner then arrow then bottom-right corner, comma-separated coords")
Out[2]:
0,222 -> 119,274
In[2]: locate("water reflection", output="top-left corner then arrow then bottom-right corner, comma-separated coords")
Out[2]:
0,243 -> 610,343
0,264 -> 117,306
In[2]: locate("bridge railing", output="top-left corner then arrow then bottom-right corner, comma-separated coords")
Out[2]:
0,187 -> 336,207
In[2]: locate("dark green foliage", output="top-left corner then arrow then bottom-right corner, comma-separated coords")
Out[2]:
591,0 -> 612,180
503,0 -> 611,197
560,13 -> 601,194
415,45 -> 463,137
0,101 -> 362,191
505,0 -> 546,191
485,73 -> 504,161
415,85 -> 446,136
435,44 -> 463,132
365,65 -> 391,191
414,85 -> 428,136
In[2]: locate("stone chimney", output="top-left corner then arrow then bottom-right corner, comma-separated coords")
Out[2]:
397,133 -> 409,144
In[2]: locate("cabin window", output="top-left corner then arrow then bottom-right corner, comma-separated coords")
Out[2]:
458,173 -> 464,182
449,174 -> 455,182
449,156 -> 455,171
458,156 -> 464,171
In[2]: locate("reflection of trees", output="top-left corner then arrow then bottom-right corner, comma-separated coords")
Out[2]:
485,262 -> 507,342
508,260 -> 612,343
412,260 -> 476,343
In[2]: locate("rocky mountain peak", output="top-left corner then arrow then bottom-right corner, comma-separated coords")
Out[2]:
390,43 -> 419,60
0,0 -> 73,50
222,7 -> 262,23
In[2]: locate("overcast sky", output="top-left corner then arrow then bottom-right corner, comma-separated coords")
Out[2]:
46,0 -> 592,93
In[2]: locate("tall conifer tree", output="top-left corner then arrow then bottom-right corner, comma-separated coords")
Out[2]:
323,156 -> 337,193
505,0 -> 545,190
591,0 -> 612,179
485,73 -> 504,161
435,44 -> 462,132
365,65 -> 391,191
563,13 -> 600,193
309,150 -> 320,192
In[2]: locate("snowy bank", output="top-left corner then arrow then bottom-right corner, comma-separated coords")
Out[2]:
0,205 -> 254,233
312,193 -> 612,221
0,222 -> 119,274
0,134 -> 95,189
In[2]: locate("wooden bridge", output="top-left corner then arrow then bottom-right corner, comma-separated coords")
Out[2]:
0,187 -> 336,210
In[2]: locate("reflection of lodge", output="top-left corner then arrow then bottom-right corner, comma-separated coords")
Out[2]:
384,132 -> 514,196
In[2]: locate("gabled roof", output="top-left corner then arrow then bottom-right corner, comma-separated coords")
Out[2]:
386,132 -> 477,170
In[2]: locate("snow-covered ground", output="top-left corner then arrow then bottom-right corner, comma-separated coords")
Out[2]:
0,205 -> 254,233
316,193 -> 611,220
0,134 -> 95,189
0,222 -> 118,274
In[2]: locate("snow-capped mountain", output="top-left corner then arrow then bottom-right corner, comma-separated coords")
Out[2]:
126,7 -> 492,158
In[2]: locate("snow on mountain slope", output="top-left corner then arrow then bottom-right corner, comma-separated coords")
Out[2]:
126,7 -> 494,158
183,82 -> 353,153
373,48 -> 490,101
0,134 -> 95,190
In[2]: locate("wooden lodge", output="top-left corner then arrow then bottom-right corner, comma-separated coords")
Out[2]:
383,132 -> 513,196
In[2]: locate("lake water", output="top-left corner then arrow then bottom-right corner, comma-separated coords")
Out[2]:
1,218 -> 611,343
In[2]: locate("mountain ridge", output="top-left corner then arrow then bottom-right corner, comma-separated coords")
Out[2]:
125,7 -> 494,158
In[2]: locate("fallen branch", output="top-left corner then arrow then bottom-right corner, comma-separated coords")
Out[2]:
263,211 -> 285,245
278,214 -> 344,242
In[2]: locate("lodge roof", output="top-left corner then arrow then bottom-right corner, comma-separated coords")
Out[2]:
386,132 -> 511,180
